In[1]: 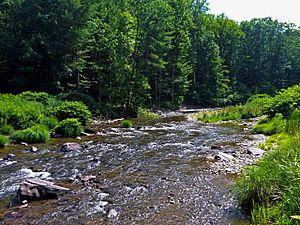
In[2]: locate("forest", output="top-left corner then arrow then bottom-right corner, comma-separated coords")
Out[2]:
0,0 -> 299,114
1,1 -> 300,224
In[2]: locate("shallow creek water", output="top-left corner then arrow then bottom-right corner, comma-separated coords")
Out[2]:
0,114 -> 253,225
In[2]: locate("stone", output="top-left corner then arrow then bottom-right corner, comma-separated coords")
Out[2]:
247,147 -> 265,156
75,136 -> 81,140
211,145 -> 223,150
214,152 -> 235,161
80,175 -> 96,183
60,143 -> 82,152
6,153 -> 16,160
20,142 -> 28,146
30,146 -> 38,152
107,209 -> 118,218
17,178 -> 70,201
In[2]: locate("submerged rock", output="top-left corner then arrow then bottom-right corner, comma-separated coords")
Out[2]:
17,178 -> 70,201
60,142 -> 82,152
247,147 -> 265,157
214,152 -> 235,161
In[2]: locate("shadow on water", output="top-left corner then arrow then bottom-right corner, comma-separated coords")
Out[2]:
0,114 -> 251,225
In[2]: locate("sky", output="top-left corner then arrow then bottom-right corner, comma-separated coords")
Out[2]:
207,0 -> 300,26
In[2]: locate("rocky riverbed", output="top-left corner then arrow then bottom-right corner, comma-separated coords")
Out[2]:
0,113 -> 265,225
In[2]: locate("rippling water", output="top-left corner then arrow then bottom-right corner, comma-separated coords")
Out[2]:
0,114 -> 251,225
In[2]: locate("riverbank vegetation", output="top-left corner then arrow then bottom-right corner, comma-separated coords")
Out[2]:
196,83 -> 300,224
231,85 -> 300,224
0,92 -> 92,145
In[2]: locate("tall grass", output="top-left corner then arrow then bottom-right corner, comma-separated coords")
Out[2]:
235,135 -> 300,224
196,94 -> 273,123
252,114 -> 286,135
10,124 -> 50,143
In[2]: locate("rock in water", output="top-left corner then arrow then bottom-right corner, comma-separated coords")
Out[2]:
247,147 -> 265,157
214,152 -> 235,161
30,146 -> 38,152
60,142 -> 82,152
17,179 -> 70,201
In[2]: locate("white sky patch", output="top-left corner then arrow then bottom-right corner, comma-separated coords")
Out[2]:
207,0 -> 300,26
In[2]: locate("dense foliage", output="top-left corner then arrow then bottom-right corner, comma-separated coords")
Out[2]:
54,101 -> 92,125
0,92 -> 91,145
0,0 -> 299,112
10,124 -> 50,143
55,118 -> 83,137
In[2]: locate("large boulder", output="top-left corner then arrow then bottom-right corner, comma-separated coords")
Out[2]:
17,179 -> 70,201
60,142 -> 82,152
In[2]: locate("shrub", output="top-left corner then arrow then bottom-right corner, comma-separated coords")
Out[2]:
241,94 -> 273,119
54,101 -> 92,125
17,91 -> 51,105
55,118 -> 83,137
40,116 -> 59,130
0,95 -> 45,130
252,114 -> 286,135
137,108 -> 160,119
265,84 -> 300,118
121,120 -> 133,128
0,124 -> 14,135
56,91 -> 95,109
10,124 -> 50,143
0,135 -> 9,147
285,108 -> 300,135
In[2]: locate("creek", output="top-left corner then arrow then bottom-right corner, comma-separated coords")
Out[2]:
0,113 -> 258,225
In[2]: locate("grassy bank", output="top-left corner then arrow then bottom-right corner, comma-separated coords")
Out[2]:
232,85 -> 300,224
195,94 -> 273,123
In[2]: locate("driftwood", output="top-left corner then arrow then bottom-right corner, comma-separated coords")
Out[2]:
17,178 -> 70,201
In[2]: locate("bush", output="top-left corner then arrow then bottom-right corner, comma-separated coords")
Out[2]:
266,84 -> 300,118
17,91 -> 51,105
56,91 -> 95,109
40,117 -> 59,130
137,108 -> 160,119
0,94 -> 45,129
0,124 -> 14,135
0,135 -> 9,147
55,118 -> 83,137
121,120 -> 133,128
285,108 -> 300,135
252,114 -> 286,135
54,101 -> 92,125
241,94 -> 273,119
10,124 -> 50,143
